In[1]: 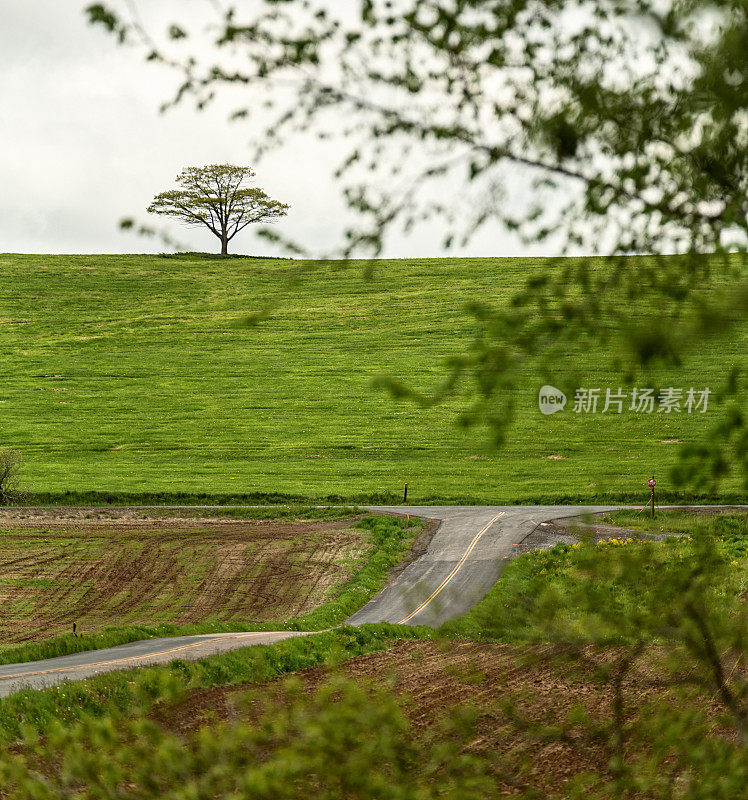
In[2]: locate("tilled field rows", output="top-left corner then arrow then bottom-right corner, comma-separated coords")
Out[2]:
155,639 -> 733,795
0,519 -> 366,643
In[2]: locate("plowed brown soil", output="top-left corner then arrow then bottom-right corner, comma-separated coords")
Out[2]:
152,639 -> 737,796
0,516 -> 367,643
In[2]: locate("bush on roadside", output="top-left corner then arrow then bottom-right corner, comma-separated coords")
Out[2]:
0,449 -> 25,505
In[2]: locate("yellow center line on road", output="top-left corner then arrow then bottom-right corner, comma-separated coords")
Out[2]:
0,632 -> 280,682
397,512 -> 504,624
3,513 -> 505,682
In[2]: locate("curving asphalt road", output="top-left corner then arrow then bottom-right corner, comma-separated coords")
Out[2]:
348,504 -> 620,627
0,504 -> 639,697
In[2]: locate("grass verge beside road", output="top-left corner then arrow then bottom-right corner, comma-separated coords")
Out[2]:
0,513 -> 423,666
0,625 -> 431,746
602,507 -> 748,538
441,510 -> 747,642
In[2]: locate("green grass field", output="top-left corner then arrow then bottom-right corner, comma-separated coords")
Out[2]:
2,253 -> 745,503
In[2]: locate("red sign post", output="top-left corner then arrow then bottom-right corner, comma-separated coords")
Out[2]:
647,475 -> 656,517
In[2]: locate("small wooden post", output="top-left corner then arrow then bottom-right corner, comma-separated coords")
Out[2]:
403,483 -> 408,503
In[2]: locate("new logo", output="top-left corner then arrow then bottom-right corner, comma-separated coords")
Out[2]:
538,385 -> 567,415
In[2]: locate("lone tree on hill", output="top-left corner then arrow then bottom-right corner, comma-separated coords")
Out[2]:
147,164 -> 289,255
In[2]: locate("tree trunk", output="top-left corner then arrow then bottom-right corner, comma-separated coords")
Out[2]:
220,236 -> 228,256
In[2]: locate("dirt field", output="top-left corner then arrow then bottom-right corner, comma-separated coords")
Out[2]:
151,639 -> 735,795
0,513 -> 368,643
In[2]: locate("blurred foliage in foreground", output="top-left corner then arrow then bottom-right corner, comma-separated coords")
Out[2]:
1,512 -> 744,797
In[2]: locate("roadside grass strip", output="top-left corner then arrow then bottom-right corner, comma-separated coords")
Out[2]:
0,514 -> 422,666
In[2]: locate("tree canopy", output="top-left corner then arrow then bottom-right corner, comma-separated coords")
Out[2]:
88,1 -> 746,259
147,164 -> 289,255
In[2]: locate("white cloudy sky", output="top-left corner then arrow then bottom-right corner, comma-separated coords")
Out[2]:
1,1 -> 556,258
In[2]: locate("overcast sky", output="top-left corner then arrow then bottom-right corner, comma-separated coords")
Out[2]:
1,1 -> 557,258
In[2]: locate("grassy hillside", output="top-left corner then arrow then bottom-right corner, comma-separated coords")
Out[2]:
2,253 -> 745,503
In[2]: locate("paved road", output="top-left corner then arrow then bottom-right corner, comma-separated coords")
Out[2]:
0,631 -> 312,698
0,503 -> 647,696
348,504 -> 619,627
